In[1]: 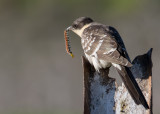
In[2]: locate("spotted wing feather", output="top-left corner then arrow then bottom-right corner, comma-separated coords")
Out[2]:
82,24 -> 132,67
96,36 -> 132,67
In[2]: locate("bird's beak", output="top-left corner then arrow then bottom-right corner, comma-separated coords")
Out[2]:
66,26 -> 73,31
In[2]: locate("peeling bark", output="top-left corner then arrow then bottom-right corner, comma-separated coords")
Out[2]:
83,48 -> 153,114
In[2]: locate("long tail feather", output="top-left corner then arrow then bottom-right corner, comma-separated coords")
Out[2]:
115,65 -> 149,109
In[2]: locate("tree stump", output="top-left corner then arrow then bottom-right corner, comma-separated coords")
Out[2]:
82,48 -> 153,114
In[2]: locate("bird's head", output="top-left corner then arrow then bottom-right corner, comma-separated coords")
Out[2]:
64,17 -> 93,58
67,17 -> 94,37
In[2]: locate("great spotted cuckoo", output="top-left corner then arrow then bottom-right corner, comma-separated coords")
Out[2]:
66,17 -> 149,109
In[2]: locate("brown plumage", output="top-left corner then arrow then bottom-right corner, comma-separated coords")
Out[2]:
65,17 -> 149,109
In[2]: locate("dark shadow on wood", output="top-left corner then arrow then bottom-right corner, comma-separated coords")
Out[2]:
131,48 -> 153,114
82,56 -> 116,114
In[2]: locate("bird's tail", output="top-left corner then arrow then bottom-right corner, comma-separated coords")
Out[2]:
115,65 -> 149,109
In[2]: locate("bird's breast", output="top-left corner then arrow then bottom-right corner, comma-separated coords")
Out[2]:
85,53 -> 111,71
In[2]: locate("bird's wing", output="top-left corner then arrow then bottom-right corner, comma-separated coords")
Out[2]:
83,24 -> 132,67
96,34 -> 132,67
107,26 -> 131,62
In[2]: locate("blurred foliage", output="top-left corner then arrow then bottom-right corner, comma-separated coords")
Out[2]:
56,0 -> 144,15
0,0 -> 145,14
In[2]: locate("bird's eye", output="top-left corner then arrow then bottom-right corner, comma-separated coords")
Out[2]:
73,24 -> 78,29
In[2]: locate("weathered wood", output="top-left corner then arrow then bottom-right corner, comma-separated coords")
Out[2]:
82,48 -> 153,114
82,56 -> 116,114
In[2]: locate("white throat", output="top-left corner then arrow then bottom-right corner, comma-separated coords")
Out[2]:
72,24 -> 91,37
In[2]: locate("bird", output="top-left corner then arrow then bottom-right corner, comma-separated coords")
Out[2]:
66,17 -> 149,109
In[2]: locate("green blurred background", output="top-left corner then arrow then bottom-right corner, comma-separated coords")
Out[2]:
0,0 -> 159,114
